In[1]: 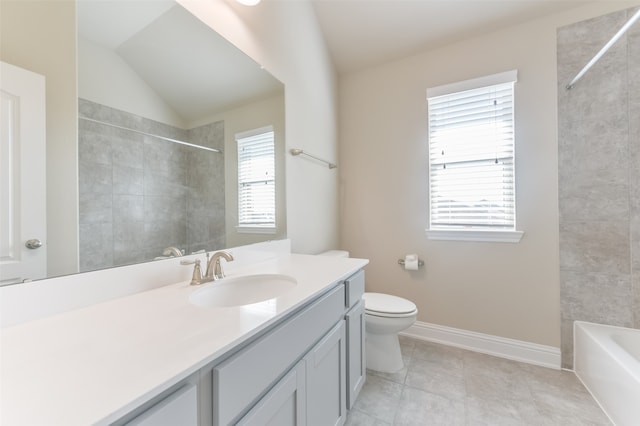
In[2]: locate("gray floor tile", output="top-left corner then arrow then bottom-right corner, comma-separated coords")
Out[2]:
465,394 -> 541,425
394,386 -> 466,426
345,337 -> 611,426
368,365 -> 409,385
352,374 -> 404,424
344,409 -> 392,426
405,356 -> 466,401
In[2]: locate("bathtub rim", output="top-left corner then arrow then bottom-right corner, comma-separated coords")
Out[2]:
573,321 -> 640,384
573,320 -> 640,426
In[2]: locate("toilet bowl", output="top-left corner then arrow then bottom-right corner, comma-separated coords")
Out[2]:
363,292 -> 418,373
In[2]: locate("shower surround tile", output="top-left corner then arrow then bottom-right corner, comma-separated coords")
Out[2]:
558,6 -> 640,369
559,221 -> 630,274
560,271 -> 634,326
556,9 -> 628,67
558,115 -> 629,175
634,274 -> 640,328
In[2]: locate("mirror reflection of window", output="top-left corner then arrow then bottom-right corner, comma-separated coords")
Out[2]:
236,126 -> 276,233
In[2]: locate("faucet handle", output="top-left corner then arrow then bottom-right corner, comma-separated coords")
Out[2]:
181,259 -> 203,285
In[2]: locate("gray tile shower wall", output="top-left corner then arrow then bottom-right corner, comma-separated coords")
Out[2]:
78,99 -> 225,272
557,7 -> 640,368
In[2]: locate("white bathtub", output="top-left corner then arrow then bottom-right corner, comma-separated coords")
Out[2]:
574,321 -> 640,426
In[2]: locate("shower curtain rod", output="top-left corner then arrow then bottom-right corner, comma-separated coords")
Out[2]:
79,116 -> 222,154
566,8 -> 640,90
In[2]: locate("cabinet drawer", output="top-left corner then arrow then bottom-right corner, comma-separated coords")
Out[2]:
344,270 -> 365,309
213,284 -> 345,425
125,384 -> 197,426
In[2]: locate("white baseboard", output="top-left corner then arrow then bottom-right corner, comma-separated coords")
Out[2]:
401,321 -> 561,370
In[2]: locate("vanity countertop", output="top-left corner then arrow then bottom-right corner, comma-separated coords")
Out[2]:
0,253 -> 368,426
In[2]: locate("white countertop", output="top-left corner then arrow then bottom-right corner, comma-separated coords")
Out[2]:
0,254 -> 368,425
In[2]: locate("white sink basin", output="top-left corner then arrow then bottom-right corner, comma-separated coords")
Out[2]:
189,274 -> 297,307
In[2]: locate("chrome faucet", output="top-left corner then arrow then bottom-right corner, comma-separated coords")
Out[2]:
205,251 -> 234,281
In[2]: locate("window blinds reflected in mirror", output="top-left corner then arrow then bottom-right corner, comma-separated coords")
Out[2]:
236,126 -> 276,233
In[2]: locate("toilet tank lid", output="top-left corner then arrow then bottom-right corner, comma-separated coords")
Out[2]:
318,250 -> 349,258
363,292 -> 417,314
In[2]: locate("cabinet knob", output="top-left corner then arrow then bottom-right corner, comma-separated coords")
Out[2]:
25,239 -> 43,249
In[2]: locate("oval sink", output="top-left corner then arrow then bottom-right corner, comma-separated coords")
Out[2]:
189,274 -> 297,308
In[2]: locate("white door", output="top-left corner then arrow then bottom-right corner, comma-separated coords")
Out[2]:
0,61 -> 47,285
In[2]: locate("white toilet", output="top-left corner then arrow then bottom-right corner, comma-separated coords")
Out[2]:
318,250 -> 418,374
363,292 -> 417,373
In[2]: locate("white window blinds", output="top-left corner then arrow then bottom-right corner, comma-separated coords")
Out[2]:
237,126 -> 275,229
427,70 -> 517,231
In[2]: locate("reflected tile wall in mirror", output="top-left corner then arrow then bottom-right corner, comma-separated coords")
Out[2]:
78,99 -> 225,271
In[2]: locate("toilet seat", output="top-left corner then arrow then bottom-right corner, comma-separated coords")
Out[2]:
363,292 -> 417,318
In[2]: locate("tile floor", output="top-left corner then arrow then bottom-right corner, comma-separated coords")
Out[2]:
345,336 -> 611,426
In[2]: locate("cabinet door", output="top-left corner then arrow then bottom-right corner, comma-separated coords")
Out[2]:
237,361 -> 306,426
346,299 -> 366,409
306,321 -> 346,426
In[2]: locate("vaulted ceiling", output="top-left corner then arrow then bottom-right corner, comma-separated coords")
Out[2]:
311,0 -> 593,73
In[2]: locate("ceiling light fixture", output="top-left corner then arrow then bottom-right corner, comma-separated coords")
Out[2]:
235,0 -> 261,5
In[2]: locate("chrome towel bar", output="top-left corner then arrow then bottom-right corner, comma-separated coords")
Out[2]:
290,148 -> 337,169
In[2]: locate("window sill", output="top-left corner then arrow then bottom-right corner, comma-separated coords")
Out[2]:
236,226 -> 276,235
426,229 -> 524,243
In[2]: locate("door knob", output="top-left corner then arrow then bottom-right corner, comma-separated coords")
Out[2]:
25,239 -> 43,249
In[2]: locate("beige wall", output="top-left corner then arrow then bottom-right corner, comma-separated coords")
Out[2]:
339,1 -> 640,348
179,0 -> 340,255
1,0 -> 78,277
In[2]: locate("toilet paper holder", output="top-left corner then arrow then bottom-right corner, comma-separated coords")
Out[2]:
397,258 -> 424,267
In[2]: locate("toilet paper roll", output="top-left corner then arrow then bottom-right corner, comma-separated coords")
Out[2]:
404,254 -> 419,270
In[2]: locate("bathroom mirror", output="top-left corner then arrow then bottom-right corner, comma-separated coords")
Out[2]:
1,0 -> 285,284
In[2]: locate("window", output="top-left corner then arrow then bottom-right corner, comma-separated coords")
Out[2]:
426,70 -> 522,243
236,126 -> 275,233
